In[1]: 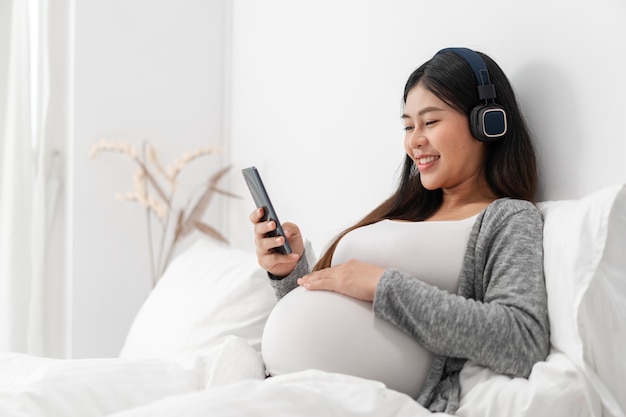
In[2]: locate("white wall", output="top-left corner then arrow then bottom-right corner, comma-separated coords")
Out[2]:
227,0 -> 626,257
72,0 -> 228,358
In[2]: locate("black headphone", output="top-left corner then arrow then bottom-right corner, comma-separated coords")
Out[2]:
436,47 -> 508,142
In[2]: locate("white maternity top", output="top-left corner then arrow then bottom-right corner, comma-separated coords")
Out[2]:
262,215 -> 476,398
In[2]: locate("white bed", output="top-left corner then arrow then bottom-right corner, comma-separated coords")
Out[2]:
1,184 -> 624,417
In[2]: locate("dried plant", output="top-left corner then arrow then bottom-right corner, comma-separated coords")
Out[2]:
90,138 -> 239,286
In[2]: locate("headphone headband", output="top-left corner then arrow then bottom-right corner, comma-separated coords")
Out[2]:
436,47 -> 496,101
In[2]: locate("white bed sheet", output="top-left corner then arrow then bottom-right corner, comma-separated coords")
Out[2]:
0,351 -> 202,417
0,336 -> 595,417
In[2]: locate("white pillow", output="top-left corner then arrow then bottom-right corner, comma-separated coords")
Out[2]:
119,239 -> 277,361
539,184 -> 626,416
458,352 -> 592,417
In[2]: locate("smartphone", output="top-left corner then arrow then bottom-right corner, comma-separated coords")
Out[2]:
242,166 -> 292,255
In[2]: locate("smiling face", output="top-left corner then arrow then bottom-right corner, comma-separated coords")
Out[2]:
402,82 -> 490,197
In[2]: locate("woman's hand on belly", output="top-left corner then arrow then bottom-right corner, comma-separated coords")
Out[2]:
297,259 -> 384,302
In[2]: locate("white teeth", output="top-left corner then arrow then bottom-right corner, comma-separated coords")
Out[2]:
417,156 -> 439,164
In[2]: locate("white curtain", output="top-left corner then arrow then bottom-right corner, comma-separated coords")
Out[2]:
0,0 -> 70,357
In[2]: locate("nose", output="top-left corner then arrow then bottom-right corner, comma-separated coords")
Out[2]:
406,130 -> 427,149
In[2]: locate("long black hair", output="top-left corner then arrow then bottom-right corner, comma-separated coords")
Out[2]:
314,49 -> 538,270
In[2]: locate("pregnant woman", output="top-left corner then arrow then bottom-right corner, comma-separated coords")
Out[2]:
248,47 -> 550,414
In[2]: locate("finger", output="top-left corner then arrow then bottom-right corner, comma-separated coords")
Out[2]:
298,271 -> 332,290
255,231 -> 300,258
281,221 -> 299,237
257,247 -> 300,275
253,218 -> 276,237
253,221 -> 287,252
254,234 -> 279,254
248,207 -> 265,224
300,277 -> 335,292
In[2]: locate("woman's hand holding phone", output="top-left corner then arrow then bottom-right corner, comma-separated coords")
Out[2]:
249,207 -> 303,277
243,166 -> 304,277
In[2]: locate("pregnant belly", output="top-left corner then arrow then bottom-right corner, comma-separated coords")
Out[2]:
261,286 -> 432,398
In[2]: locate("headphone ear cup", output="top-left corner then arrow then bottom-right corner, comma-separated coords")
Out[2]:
470,105 -> 487,141
470,104 -> 507,142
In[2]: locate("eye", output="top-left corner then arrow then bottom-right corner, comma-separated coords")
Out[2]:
403,125 -> 414,132
424,120 -> 438,126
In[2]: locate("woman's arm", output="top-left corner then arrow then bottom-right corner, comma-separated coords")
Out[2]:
373,200 -> 550,377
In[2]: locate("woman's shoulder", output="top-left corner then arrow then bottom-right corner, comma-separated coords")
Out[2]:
486,197 -> 539,214
480,198 -> 542,226
470,198 -> 543,249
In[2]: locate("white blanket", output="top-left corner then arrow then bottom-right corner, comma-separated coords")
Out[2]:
0,336 -> 595,417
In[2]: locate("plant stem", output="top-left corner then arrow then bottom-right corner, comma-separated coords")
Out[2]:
156,179 -> 176,281
141,141 -> 156,286
160,237 -> 179,278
